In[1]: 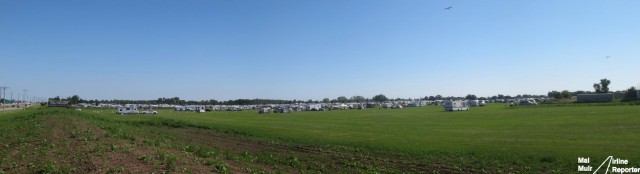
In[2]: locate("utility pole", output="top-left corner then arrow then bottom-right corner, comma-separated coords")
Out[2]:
1,86 -> 8,112
22,89 -> 28,109
22,89 -> 27,102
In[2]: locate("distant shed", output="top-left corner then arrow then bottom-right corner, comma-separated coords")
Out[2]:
576,93 -> 614,103
48,101 -> 70,107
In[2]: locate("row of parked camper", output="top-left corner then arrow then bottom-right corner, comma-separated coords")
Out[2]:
257,101 -> 437,114
114,98 -> 543,114
443,98 -> 538,111
116,104 -> 158,115
114,100 -> 460,115
443,100 -> 487,111
174,106 -> 206,112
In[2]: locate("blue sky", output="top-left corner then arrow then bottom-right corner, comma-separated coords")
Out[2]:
1,0 -> 639,101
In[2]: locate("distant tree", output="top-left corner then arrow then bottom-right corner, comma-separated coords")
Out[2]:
350,96 -> 365,103
435,95 -> 443,100
554,92 -> 562,99
593,84 -> 601,93
601,79 -> 611,93
465,94 -> 477,100
594,78 -> 611,93
548,91 -> 562,99
322,98 -> 330,103
337,96 -> 348,103
372,94 -> 388,103
561,90 -> 572,99
622,87 -> 637,101
69,95 -> 80,104
171,97 -> 180,104
428,96 -> 436,100
497,94 -> 505,99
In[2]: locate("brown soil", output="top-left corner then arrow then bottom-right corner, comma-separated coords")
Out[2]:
171,127 -> 466,173
1,114 -> 467,174
2,115 -> 217,173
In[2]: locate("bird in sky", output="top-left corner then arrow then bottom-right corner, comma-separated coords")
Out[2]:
445,6 -> 453,10
606,56 -> 610,58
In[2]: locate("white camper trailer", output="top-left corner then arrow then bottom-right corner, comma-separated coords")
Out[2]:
258,107 -> 271,114
517,98 -> 538,105
307,104 -> 322,111
193,106 -> 206,113
175,106 -> 206,112
116,106 -> 139,115
444,100 -> 469,111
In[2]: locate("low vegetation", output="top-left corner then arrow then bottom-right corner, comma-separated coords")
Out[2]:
1,103 -> 639,173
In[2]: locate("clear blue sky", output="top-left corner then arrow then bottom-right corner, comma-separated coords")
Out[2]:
1,0 -> 639,101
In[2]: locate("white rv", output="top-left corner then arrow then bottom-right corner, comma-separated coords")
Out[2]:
258,107 -> 271,114
185,106 -> 206,112
517,98 -> 537,105
175,106 -> 206,112
444,100 -> 469,111
307,104 -> 322,111
116,106 -> 139,115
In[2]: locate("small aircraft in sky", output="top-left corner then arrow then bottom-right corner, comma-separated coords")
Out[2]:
444,6 -> 453,10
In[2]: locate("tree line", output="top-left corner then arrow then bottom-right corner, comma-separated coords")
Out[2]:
49,93 -> 548,106
48,78 -> 637,106
546,78 -> 637,101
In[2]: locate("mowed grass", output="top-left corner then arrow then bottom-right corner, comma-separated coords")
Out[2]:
88,104 -> 640,167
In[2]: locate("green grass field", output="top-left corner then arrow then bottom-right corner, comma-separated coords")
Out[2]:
99,104 -> 640,153
93,104 -> 640,170
2,104 -> 639,173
